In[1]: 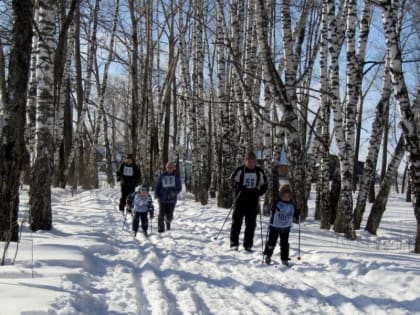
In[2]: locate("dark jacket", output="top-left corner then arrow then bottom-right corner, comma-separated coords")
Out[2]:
154,172 -> 182,204
116,162 -> 140,187
229,165 -> 268,202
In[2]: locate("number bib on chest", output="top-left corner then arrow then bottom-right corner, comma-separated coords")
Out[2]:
162,175 -> 176,188
243,173 -> 257,189
123,166 -> 133,176
272,202 -> 294,228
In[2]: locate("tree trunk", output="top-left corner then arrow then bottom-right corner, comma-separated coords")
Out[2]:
318,0 -> 331,229
381,2 -> 420,253
365,136 -> 405,235
0,0 -> 33,242
216,0 -> 234,208
128,0 -> 140,159
29,0 -> 56,231
353,57 -> 391,229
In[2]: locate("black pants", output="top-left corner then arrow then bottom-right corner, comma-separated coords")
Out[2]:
158,202 -> 175,232
119,184 -> 135,211
264,226 -> 290,261
132,212 -> 149,234
230,200 -> 258,248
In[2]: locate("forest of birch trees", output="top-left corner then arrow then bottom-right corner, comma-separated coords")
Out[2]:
0,0 -> 419,253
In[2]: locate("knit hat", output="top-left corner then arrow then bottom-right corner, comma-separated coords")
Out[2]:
138,184 -> 149,192
126,154 -> 133,160
279,184 -> 292,197
245,151 -> 257,161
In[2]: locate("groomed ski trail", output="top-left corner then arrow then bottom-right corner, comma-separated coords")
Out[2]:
48,188 -> 418,315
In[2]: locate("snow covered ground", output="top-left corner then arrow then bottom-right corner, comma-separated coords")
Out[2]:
1,186 -> 419,315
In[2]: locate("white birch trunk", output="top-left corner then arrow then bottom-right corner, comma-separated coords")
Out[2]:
29,0 -> 56,231
353,57 -> 391,229
318,0 -> 331,229
381,2 -> 420,252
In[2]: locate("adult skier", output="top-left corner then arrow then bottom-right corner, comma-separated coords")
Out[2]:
154,161 -> 182,233
229,151 -> 268,251
116,154 -> 140,212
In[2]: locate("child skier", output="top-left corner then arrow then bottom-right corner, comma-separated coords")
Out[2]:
126,185 -> 154,237
263,185 -> 300,266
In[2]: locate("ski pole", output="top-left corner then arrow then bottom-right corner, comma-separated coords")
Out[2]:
214,191 -> 241,240
150,216 -> 153,234
262,222 -> 270,262
122,206 -> 132,231
259,204 -> 264,255
122,210 -> 128,231
297,214 -> 301,260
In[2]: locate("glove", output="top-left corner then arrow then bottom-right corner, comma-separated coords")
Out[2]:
149,211 -> 154,219
117,176 -> 121,182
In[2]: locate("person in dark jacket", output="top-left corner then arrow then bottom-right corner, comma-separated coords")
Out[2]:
116,154 -> 140,212
263,184 -> 300,266
229,151 -> 268,251
126,185 -> 154,237
154,161 -> 182,233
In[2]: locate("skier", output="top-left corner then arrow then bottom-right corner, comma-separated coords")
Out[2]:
229,151 -> 268,251
154,161 -> 182,233
263,184 -> 300,266
116,154 -> 140,212
126,185 -> 154,237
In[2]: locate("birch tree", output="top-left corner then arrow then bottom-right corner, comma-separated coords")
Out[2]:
128,0 -> 140,160
215,0 -> 235,208
318,0 -> 331,229
64,0 -> 99,189
94,0 -> 119,187
380,1 -> 420,252
353,57 -> 391,229
192,0 -> 210,204
252,0 -> 322,217
52,0 -> 79,188
365,136 -> 405,235
29,0 -> 56,231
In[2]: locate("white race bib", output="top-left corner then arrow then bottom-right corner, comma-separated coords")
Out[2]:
123,166 -> 133,176
243,173 -> 257,188
162,175 -> 176,188
272,202 -> 294,228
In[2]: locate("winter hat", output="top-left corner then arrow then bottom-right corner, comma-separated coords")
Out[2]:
138,184 -> 149,192
279,184 -> 292,198
126,154 -> 133,160
245,151 -> 257,161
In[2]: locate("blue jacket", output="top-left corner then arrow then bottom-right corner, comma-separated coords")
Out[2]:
154,172 -> 182,204
270,199 -> 300,229
126,192 -> 154,214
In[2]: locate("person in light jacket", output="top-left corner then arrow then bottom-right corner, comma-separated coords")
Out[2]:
263,185 -> 300,266
126,185 -> 154,237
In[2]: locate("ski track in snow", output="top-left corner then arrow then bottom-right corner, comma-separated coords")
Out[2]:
22,187 -> 418,315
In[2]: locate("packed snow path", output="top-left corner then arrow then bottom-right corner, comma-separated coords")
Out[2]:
2,187 -> 419,314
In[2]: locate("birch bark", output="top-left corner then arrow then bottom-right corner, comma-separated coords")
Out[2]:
381,2 -> 420,252
29,0 -> 56,231
353,57 -> 391,229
